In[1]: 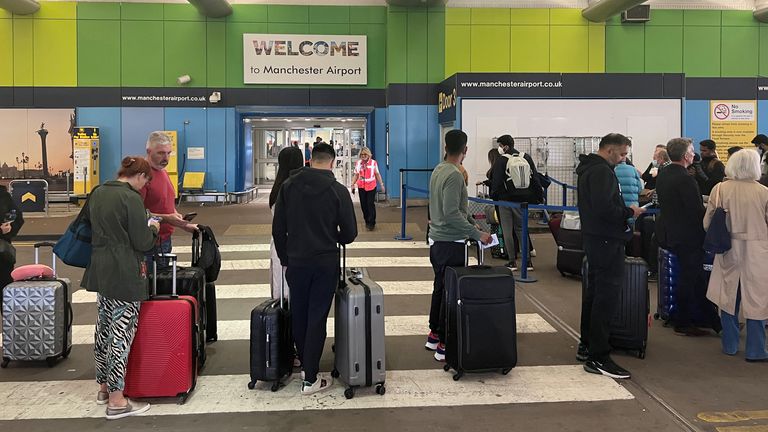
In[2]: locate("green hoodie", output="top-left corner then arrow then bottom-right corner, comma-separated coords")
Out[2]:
428,161 -> 481,242
81,181 -> 158,302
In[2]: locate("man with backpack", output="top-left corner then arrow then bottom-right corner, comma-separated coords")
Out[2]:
490,135 -> 542,271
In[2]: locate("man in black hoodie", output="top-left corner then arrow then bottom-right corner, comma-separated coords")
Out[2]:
272,143 -> 357,395
576,133 -> 644,379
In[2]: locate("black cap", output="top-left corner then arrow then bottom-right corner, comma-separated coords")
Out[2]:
752,134 -> 768,145
496,135 -> 514,147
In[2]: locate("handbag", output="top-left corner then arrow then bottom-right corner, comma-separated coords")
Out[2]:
53,193 -> 95,268
703,185 -> 731,254
0,238 -> 16,265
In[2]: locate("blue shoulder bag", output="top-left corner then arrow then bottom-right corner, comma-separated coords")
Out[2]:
703,186 -> 731,254
53,190 -> 96,268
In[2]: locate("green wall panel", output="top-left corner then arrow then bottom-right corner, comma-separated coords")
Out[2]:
164,21 -> 207,87
228,5 -> 268,23
349,6 -> 386,24
122,3 -> 164,21
510,9 -> 549,25
470,8 -> 509,26
407,12 -> 428,82
164,4 -> 205,21
721,10 -> 757,26
34,20 -> 77,86
0,9 -> 11,19
387,12 -> 407,83
445,25 -> 470,77
309,6 -> 349,24
268,5 -> 308,23
721,26 -> 758,77
470,26 -> 510,72
760,27 -> 768,77
225,22 -> 267,88
446,8 -> 470,25
510,26 -> 549,72
550,9 -> 587,26
550,26 -> 588,72
683,26 -> 721,77
588,24 -> 605,72
0,19 -> 12,85
644,26 -> 683,72
34,2 -> 76,20
684,10 -> 721,26
206,22 -> 226,87
77,20 -> 121,86
646,10 -> 683,26
309,23 -> 350,34
121,21 -> 164,86
77,2 -> 120,20
13,19 -> 33,86
351,23 -> 385,88
427,12 -> 445,83
266,23 -> 309,34
605,25 -> 644,72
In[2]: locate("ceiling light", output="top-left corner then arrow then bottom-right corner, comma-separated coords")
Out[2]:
341,119 -> 346,122
243,118 -> 251,123
285,119 -> 292,122
261,118 -> 268,121
304,118 -> 311,121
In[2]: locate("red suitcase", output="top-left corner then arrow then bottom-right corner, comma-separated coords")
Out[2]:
124,254 -> 200,404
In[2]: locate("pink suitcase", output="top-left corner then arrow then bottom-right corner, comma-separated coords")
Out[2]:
124,254 -> 200,403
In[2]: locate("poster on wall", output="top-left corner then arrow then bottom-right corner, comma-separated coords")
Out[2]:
72,127 -> 100,195
243,34 -> 367,85
0,108 -> 75,192
710,101 -> 756,161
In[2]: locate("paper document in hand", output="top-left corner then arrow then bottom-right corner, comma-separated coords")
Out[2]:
480,234 -> 500,250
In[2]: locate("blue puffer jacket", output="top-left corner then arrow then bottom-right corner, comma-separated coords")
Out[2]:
614,162 -> 642,207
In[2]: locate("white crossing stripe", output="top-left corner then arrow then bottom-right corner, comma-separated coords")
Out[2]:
177,256 -> 469,270
71,281 -> 436,304
173,241 -> 429,254
70,314 -> 556,345
0,366 -> 634,420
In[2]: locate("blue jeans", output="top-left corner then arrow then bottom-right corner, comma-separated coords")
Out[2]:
721,288 -> 768,360
145,238 -> 173,275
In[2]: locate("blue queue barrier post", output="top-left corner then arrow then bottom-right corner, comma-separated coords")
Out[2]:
515,202 -> 537,284
394,169 -> 413,241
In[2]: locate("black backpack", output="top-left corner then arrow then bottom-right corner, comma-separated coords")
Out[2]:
194,225 -> 221,283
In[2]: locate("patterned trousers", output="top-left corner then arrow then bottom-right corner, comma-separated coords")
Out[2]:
94,294 -> 141,393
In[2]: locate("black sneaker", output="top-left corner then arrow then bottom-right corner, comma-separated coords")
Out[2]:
583,359 -> 631,379
576,343 -> 589,362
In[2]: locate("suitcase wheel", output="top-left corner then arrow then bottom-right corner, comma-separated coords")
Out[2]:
331,344 -> 335,353
63,347 -> 72,359
247,381 -> 256,390
653,313 -> 660,320
46,357 -> 57,368
443,364 -> 450,372
331,369 -> 339,378
452,372 -> 464,381
344,387 -> 355,400
375,384 -> 386,396
271,382 -> 281,392
1,357 -> 8,368
637,350 -> 646,360
559,271 -> 567,277
502,368 -> 512,375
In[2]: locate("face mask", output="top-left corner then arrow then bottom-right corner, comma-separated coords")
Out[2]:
497,146 -> 505,155
651,160 -> 659,168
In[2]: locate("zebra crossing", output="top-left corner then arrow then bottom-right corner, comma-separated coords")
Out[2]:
0,238 -> 635,421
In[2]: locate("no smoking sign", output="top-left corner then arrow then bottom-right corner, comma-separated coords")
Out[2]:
713,104 -> 730,120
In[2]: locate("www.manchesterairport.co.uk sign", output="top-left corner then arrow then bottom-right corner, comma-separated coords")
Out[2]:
243,34 -> 367,85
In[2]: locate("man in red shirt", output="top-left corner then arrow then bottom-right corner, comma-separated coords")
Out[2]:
141,132 -> 197,265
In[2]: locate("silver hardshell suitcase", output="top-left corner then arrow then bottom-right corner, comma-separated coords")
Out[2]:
331,246 -> 386,399
2,242 -> 72,368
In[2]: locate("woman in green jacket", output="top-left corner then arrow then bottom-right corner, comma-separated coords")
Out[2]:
82,156 -> 159,420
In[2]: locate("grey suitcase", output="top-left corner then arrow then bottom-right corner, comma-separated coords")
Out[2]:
331,246 -> 386,399
2,242 -> 72,368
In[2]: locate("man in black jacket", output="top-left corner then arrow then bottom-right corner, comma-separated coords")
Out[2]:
696,139 -> 725,196
0,185 -> 23,296
576,133 -> 644,379
490,135 -> 541,271
272,143 -> 358,395
655,138 -> 719,337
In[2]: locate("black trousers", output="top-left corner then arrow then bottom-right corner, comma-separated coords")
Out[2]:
358,188 -> 377,226
285,264 -> 337,384
429,241 -> 465,342
581,235 -> 626,361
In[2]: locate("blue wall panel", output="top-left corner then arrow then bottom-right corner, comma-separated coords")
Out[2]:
406,105 -> 431,198
387,106 -> 407,197
426,105 -> 441,169
206,108 -> 227,192
759,100 -> 768,138
228,109 -> 242,191
121,108 -> 165,158
164,108 -> 208,184
684,99 -> 711,152
76,107 -> 122,183
373,108 -> 388,191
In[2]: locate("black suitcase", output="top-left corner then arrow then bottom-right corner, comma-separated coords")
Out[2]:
556,228 -> 584,277
639,216 -> 658,274
247,275 -> 293,392
443,242 -> 517,381
205,282 -> 218,342
582,257 -> 649,359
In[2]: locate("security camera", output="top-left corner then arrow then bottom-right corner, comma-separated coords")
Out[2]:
209,91 -> 221,104
177,75 -> 192,85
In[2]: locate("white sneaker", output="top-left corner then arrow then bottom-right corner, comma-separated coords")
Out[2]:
530,249 -> 537,257
301,374 -> 333,395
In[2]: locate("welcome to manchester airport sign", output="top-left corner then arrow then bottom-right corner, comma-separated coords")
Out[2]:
243,34 -> 367,85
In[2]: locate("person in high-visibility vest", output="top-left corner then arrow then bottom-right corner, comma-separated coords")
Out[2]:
351,147 -> 385,231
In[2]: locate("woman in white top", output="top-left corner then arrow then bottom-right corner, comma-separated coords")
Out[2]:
351,147 -> 385,231
269,146 -> 304,300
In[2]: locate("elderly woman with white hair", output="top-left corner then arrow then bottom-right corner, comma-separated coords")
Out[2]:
705,149 -> 768,362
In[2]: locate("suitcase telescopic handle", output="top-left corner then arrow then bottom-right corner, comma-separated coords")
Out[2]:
152,253 -> 178,298
464,239 -> 484,267
34,241 -> 57,274
339,244 -> 346,287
